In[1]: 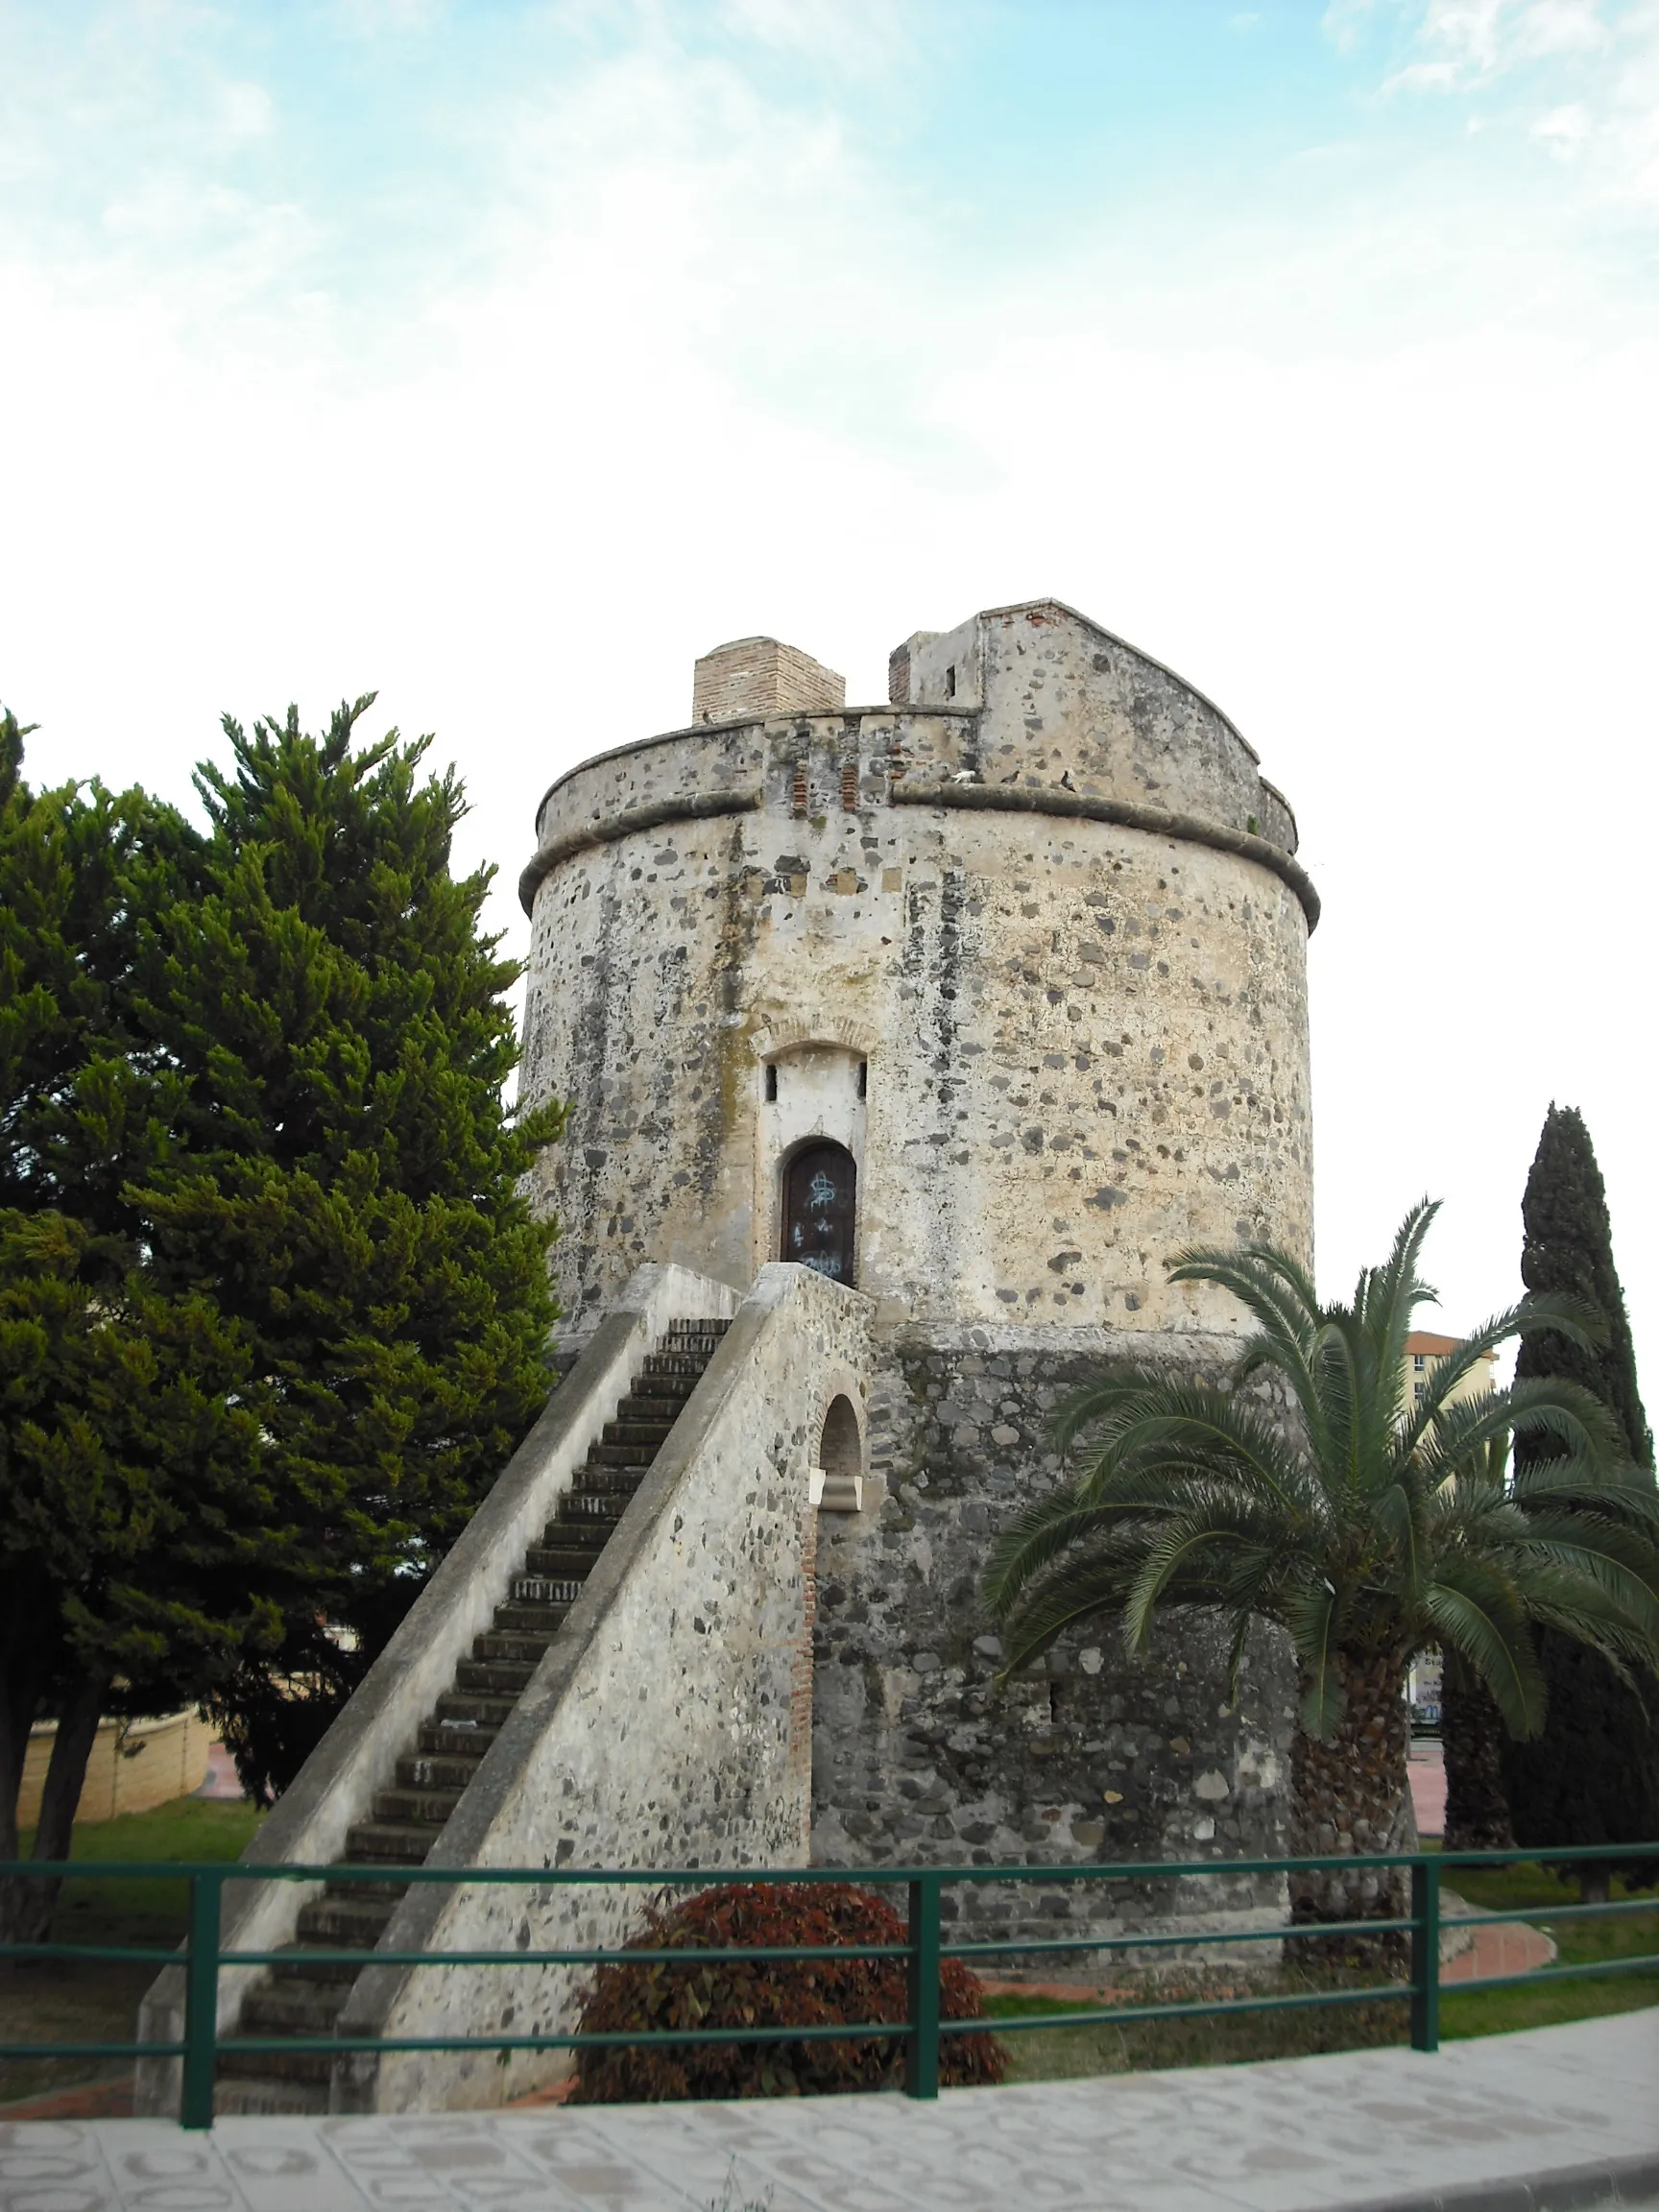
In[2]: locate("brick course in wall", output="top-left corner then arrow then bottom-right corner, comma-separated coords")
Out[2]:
692,637 -> 847,725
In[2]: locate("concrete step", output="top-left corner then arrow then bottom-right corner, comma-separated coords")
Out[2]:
493,1599 -> 568,1633
373,1783 -> 465,1825
524,1545 -> 603,1579
511,1574 -> 586,1605
602,1419 -> 676,1448
455,1655 -> 538,1695
663,1323 -> 729,1348
323,1873 -> 408,1907
218,2041 -> 335,2086
344,1819 -> 442,1864
297,1893 -> 397,1948
241,1975 -> 354,2036
538,1514 -> 612,1547
271,1944 -> 369,1987
570,1464 -> 645,1495
397,1749 -> 484,1791
472,1628 -> 556,1665
640,1355 -> 709,1381
430,1695 -> 515,1732
213,2073 -> 331,2114
614,1394 -> 691,1423
553,1494 -> 626,1525
587,1440 -> 659,1468
628,1376 -> 700,1405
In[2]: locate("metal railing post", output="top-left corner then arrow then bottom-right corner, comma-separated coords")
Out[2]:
905,1873 -> 942,2100
180,1868 -> 224,2128
1408,1855 -> 1440,2054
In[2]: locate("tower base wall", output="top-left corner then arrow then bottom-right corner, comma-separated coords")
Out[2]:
810,1325 -> 1298,1951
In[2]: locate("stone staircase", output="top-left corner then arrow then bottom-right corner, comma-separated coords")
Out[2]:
216,1318 -> 732,2114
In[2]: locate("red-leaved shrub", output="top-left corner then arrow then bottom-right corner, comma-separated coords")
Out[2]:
567,1881 -> 1005,2102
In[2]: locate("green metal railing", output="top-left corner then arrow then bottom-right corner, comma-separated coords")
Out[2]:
2,1841 -> 1654,2128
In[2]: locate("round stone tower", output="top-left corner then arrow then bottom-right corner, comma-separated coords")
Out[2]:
518,598 -> 1314,1886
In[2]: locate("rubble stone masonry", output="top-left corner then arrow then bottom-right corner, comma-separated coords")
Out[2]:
517,598 -> 1316,1918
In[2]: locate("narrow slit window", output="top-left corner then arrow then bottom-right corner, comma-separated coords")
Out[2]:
765,1063 -> 779,1103
945,663 -> 957,699
857,1060 -> 868,1099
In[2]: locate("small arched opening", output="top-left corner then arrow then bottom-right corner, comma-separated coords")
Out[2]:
781,1140 -> 856,1286
810,1392 -> 864,1513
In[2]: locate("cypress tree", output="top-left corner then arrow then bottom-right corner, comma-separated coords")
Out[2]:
1498,1104 -> 1659,1892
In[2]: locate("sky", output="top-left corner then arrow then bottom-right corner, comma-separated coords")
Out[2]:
3,0 -> 1656,1387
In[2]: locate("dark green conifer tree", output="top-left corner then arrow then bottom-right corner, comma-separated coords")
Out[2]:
1498,1104 -> 1659,1892
133,696 -> 565,1800
0,709 -> 276,1938
3,694 -> 564,1931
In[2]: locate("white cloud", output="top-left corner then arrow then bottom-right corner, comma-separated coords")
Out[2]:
1533,94 -> 1593,141
1367,0 -> 1659,205
214,78 -> 276,146
1387,0 -> 1610,84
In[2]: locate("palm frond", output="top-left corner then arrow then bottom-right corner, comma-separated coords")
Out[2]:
991,1537 -> 1214,1674
1401,1294 -> 1609,1460
1047,1366 -> 1172,1456
1423,1574 -> 1546,1738
1119,1517 -> 1261,1650
1361,1195 -> 1440,1372
981,1489 -> 1116,1619
1509,1455 -> 1659,1525
1419,1376 -> 1620,1486
1283,1573 -> 1342,1737
1167,1238 -> 1320,1349
1054,1375 -> 1330,1529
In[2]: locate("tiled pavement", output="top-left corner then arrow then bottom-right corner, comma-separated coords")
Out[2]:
2,2008 -> 1655,2212
1407,1743 -> 1446,1839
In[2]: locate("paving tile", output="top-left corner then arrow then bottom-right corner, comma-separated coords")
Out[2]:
0,2120 -> 127,2212
222,2139 -> 374,2212
5,2010 -> 1656,2211
103,2132 -> 245,2212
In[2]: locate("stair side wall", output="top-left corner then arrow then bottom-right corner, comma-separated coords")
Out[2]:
335,1262 -> 872,2113
133,1261 -> 737,2120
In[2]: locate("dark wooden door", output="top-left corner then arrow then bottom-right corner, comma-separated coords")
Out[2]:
783,1142 -> 856,1286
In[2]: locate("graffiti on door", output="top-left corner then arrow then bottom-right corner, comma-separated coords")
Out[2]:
783,1142 -> 856,1286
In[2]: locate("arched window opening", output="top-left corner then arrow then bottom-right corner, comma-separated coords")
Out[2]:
782,1141 -> 856,1286
811,1392 -> 863,1512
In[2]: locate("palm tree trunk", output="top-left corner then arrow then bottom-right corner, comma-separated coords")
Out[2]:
1440,1660 -> 1515,1852
1289,1649 -> 1413,1963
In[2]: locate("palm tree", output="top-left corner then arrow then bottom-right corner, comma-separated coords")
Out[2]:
982,1202 -> 1659,1932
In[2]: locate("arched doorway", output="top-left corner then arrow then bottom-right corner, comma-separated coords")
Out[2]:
782,1141 -> 856,1286
813,1393 -> 864,1512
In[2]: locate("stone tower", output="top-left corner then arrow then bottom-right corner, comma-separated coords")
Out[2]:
518,598 -> 1315,1887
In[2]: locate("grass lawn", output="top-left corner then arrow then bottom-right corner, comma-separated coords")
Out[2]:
0,1795 -> 263,2109
1440,1860 -> 1659,2041
983,1862 -> 1659,2084
984,1967 -> 1407,2082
